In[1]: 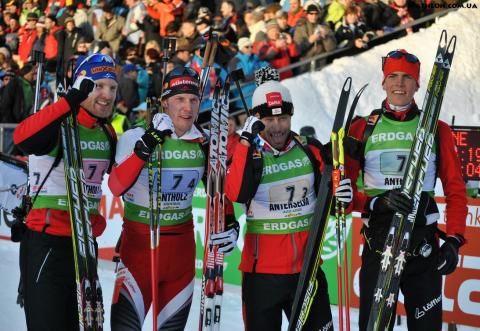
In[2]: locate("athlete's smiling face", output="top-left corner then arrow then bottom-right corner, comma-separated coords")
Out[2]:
261,114 -> 292,150
162,93 -> 200,137
81,78 -> 118,118
383,71 -> 418,107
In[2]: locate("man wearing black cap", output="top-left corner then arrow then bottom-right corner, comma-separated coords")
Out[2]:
225,70 -> 352,330
109,67 -> 239,330
96,5 -> 125,55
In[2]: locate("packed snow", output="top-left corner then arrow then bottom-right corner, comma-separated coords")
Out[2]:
1,4 -> 479,330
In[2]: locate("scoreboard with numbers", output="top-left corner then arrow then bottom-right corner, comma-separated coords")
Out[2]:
451,126 -> 480,181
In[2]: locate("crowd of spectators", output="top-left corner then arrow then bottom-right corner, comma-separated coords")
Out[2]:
0,0 -> 461,132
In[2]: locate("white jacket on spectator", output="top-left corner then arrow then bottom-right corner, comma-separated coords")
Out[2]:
123,0 -> 146,44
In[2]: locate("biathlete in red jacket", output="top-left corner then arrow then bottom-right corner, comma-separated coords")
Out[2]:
344,49 -> 467,331
13,54 -> 118,330
108,67 -> 239,330
225,70 -> 353,331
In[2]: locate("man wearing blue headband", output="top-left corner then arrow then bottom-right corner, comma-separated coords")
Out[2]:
13,53 -> 118,330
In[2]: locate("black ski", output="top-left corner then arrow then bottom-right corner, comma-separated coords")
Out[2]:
367,30 -> 455,330
288,77 -> 353,331
57,61 -> 103,331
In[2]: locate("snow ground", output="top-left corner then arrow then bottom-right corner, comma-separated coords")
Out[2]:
1,240 -> 477,330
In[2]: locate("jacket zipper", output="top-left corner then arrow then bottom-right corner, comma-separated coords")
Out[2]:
252,234 -> 259,273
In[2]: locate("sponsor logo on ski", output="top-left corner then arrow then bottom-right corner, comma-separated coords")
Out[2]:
371,131 -> 414,143
415,294 -> 442,319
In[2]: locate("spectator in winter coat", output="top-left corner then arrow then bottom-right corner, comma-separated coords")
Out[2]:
44,15 -> 65,62
255,20 -> 298,80
62,17 -> 84,73
95,5 -> 125,54
30,16 -> 47,56
389,0 -> 414,34
287,0 -> 306,28
335,6 -> 374,49
0,64 -> 35,123
144,0 -> 183,37
228,37 -> 269,110
293,4 -> 336,73
171,37 -> 193,67
122,0 -> 146,45
247,7 -> 267,43
118,63 -> 140,117
360,0 -> 397,37
325,0 -> 354,30
17,12 -> 38,64
19,0 -> 41,26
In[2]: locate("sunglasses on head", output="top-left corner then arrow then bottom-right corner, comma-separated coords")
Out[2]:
167,66 -> 199,80
382,50 -> 419,69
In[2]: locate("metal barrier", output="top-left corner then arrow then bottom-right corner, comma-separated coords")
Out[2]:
199,7 -> 456,126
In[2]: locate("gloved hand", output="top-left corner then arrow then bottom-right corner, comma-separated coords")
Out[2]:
370,189 -> 413,216
210,220 -> 240,256
240,116 -> 265,144
151,113 -> 175,134
437,235 -> 463,275
134,115 -> 174,161
64,76 -> 95,109
335,178 -> 353,204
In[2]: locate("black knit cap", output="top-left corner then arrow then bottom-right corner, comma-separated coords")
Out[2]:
161,66 -> 200,100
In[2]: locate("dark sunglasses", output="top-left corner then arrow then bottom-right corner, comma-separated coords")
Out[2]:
382,50 -> 419,69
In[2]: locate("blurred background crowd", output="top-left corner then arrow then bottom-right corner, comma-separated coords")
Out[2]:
0,0 -> 464,135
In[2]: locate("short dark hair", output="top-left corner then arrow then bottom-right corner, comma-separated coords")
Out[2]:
46,14 -> 57,24
20,63 -> 34,76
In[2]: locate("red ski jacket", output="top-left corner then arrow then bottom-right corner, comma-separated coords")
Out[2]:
13,98 -> 116,237
344,102 -> 466,238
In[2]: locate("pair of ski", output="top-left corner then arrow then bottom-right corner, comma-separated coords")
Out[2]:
367,30 -> 456,331
287,77 -> 367,331
289,30 -> 456,331
59,85 -> 104,330
199,76 -> 230,331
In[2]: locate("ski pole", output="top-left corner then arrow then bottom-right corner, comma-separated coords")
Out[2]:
229,69 -> 251,116
32,51 -> 45,113
199,32 -> 218,106
148,37 -> 177,331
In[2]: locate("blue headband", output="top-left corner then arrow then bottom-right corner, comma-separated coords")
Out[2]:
74,54 -> 117,81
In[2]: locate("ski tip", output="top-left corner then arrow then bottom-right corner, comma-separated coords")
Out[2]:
343,77 -> 352,91
446,35 -> 457,56
358,83 -> 369,95
439,30 -> 448,48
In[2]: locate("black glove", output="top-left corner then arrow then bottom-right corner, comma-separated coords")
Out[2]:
437,236 -> 463,275
134,127 -> 172,161
64,76 -> 95,109
240,116 -> 265,144
370,189 -> 413,216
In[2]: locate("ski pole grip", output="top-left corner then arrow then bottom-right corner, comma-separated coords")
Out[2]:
230,69 -> 251,116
